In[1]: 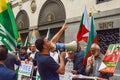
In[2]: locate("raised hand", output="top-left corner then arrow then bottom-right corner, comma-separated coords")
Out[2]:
61,23 -> 67,30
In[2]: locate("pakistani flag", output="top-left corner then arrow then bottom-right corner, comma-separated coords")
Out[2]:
0,0 -> 18,51
46,28 -> 51,40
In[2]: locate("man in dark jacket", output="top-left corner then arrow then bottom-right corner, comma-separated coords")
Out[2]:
65,49 -> 85,75
29,44 -> 39,80
5,53 -> 21,71
74,45 -> 86,75
0,45 -> 17,80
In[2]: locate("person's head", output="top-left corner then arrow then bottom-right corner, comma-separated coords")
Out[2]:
114,46 -> 119,53
30,44 -> 36,52
35,36 -> 51,52
67,50 -> 75,59
21,47 -> 27,54
0,45 -> 8,61
90,43 -> 100,57
114,46 -> 119,51
15,44 -> 21,51
27,43 -> 31,49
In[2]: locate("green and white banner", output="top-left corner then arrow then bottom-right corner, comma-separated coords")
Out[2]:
0,0 -> 18,51
18,61 -> 33,77
36,70 -> 41,80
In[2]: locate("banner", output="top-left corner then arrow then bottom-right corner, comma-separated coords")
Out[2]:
59,72 -> 73,80
99,43 -> 120,73
36,70 -> 41,80
18,61 -> 33,76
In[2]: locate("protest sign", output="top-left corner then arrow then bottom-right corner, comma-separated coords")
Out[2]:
18,61 -> 33,76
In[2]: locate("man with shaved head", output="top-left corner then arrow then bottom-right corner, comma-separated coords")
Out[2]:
86,43 -> 104,77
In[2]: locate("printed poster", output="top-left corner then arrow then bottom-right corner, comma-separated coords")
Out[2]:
18,61 -> 33,76
99,43 -> 120,73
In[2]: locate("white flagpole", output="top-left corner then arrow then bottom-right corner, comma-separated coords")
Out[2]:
24,36 -> 28,47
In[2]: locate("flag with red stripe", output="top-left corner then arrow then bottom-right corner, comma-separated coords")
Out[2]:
83,16 -> 98,66
76,6 -> 90,42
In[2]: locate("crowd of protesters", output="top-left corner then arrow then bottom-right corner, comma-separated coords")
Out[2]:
0,23 -> 120,80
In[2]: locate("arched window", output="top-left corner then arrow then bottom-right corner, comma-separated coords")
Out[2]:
16,10 -> 29,30
38,0 -> 66,26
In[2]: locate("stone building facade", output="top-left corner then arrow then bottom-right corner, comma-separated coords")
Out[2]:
11,0 -> 120,54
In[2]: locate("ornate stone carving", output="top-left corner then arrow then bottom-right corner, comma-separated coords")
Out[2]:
99,21 -> 113,30
30,0 -> 37,13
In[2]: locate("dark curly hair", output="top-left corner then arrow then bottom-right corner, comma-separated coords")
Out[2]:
0,45 -> 8,61
35,36 -> 46,52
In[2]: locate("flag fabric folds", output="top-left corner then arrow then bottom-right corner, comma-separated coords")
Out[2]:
29,30 -> 37,44
24,35 -> 29,47
46,28 -> 51,40
76,7 -> 90,42
0,0 -> 18,51
83,16 -> 98,66
17,32 -> 23,47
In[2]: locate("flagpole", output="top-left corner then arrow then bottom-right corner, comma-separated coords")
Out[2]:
83,0 -> 86,6
24,36 -> 28,47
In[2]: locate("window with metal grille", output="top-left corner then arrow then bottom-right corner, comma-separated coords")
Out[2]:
96,0 -> 110,4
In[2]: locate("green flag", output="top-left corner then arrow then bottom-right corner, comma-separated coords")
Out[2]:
83,16 -> 98,66
36,71 -> 41,80
85,16 -> 98,56
0,0 -> 18,51
17,32 -> 23,47
29,30 -> 36,44
46,28 -> 51,40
